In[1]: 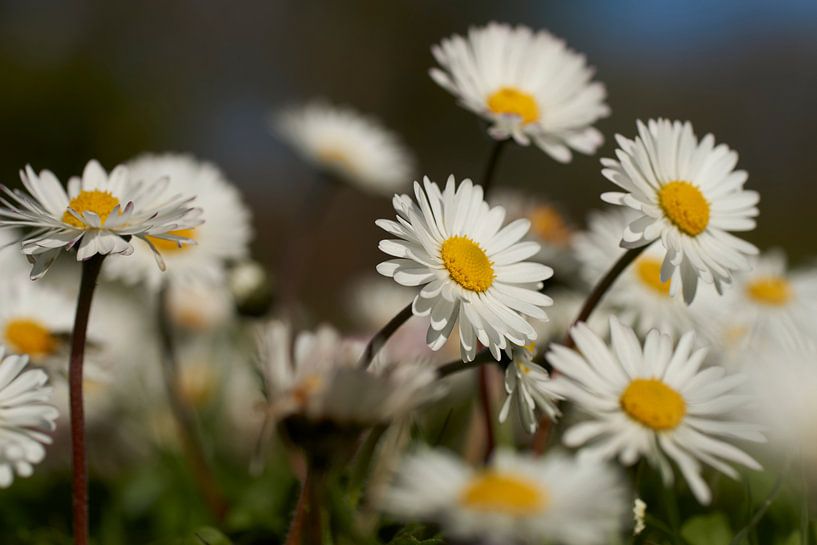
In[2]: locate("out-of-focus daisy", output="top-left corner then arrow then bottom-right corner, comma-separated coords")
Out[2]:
376,176 -> 553,361
601,120 -> 759,303
104,154 -> 251,289
499,345 -> 563,433
0,160 -> 201,279
258,321 -> 440,426
164,282 -> 233,332
720,250 -> 817,352
0,278 -> 73,367
492,190 -> 576,274
430,22 -> 609,163
0,347 -> 59,487
573,208 -> 702,337
531,288 -> 612,350
0,229 -> 27,276
273,101 -> 414,195
384,448 -> 626,545
549,317 -> 764,504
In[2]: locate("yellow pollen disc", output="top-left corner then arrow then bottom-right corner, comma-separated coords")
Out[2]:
317,147 -> 353,171
178,364 -> 217,408
527,206 -> 571,246
635,258 -> 671,296
292,375 -> 323,407
4,318 -> 58,357
620,379 -> 686,431
487,87 -> 540,125
146,228 -> 197,253
440,236 -> 495,293
746,276 -> 792,306
62,190 -> 121,229
460,471 -> 547,516
658,181 -> 710,236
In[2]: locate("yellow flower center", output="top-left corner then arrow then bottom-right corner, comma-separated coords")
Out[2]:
62,190 -> 121,229
177,363 -> 217,409
292,374 -> 323,408
746,276 -> 791,306
317,147 -> 354,171
486,87 -> 540,125
658,181 -> 710,236
635,258 -> 671,296
146,228 -> 197,253
527,206 -> 571,246
620,378 -> 686,431
4,318 -> 58,358
440,236 -> 495,292
460,471 -> 547,516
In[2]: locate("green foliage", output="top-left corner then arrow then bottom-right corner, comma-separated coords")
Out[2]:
681,513 -> 732,545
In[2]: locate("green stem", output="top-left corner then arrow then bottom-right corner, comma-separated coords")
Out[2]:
730,470 -> 786,545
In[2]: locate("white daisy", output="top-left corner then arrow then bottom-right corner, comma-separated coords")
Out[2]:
549,317 -> 764,504
376,176 -> 553,362
258,321 -> 440,426
273,101 -> 414,195
384,447 -> 626,545
104,154 -> 251,289
601,119 -> 760,303
573,207 -> 703,337
499,345 -> 563,433
0,159 -> 202,279
430,22 -> 609,163
0,229 -> 28,275
720,250 -> 817,352
0,346 -> 59,487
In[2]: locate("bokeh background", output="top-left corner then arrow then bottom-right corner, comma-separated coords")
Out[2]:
1,0 -> 816,321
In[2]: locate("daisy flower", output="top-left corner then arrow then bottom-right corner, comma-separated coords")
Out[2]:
384,448 -> 626,545
0,346 -> 59,487
376,176 -> 553,362
0,160 -> 202,279
430,22 -> 609,163
573,207 -> 703,337
104,154 -> 251,289
258,321 -> 440,426
549,317 -> 764,504
601,119 -> 759,303
499,345 -> 563,433
720,250 -> 817,352
273,101 -> 414,195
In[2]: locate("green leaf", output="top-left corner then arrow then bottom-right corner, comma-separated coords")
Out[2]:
682,513 -> 732,545
191,527 -> 233,545
384,523 -> 443,545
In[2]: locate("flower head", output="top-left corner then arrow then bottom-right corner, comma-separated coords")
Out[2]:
601,120 -> 759,303
430,22 -> 609,162
499,345 -> 563,433
0,160 -> 202,279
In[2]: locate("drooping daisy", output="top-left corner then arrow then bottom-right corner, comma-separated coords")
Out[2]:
376,176 -> 553,361
573,207 -> 704,337
0,160 -> 202,279
601,119 -> 759,303
430,22 -> 609,163
719,250 -> 817,352
384,448 -> 626,545
0,346 -> 59,487
549,317 -> 764,504
499,345 -> 563,433
273,101 -> 415,195
258,321 -> 440,426
104,154 -> 251,289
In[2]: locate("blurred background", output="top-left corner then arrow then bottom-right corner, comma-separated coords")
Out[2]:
1,0 -> 816,322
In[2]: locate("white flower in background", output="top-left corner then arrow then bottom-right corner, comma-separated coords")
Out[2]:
601,119 -> 759,303
573,207 -> 704,337
549,317 -> 764,504
499,345 -> 563,433
0,278 -> 73,367
720,250 -> 817,352
0,347 -> 58,487
531,288 -> 612,349
104,154 -> 251,289
0,160 -> 201,279
376,176 -> 553,361
258,321 -> 440,425
430,22 -> 609,163
384,448 -> 626,545
273,101 -> 415,195
0,229 -> 27,276
164,281 -> 233,332
492,190 -> 576,274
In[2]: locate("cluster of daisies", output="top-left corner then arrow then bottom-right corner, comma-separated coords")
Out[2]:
0,19 -> 813,545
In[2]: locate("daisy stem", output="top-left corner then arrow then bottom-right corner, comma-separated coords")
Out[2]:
285,469 -> 311,545
479,138 -> 509,195
477,364 -> 496,462
802,461 -> 810,545
69,253 -> 105,545
156,283 -> 228,521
